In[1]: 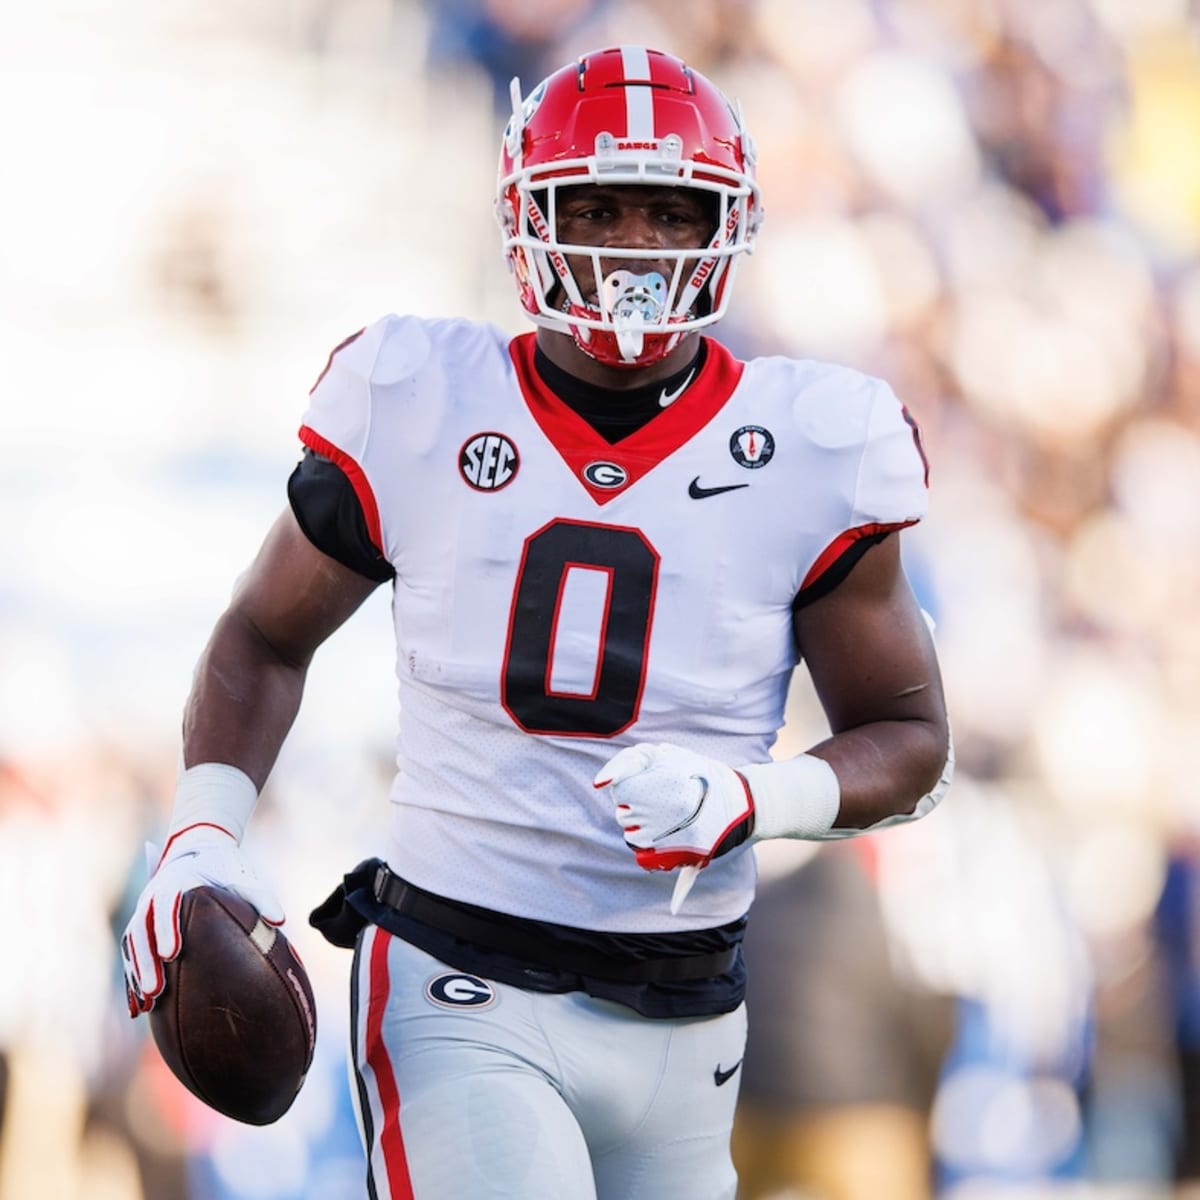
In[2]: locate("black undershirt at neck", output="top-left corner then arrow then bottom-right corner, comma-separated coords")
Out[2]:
533,340 -> 707,443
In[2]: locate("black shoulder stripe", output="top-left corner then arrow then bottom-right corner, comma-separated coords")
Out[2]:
792,530 -> 891,612
287,451 -> 395,583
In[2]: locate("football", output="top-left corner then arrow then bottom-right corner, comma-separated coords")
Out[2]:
149,885 -> 317,1125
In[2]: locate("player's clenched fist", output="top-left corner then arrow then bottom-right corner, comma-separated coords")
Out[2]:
594,743 -> 755,872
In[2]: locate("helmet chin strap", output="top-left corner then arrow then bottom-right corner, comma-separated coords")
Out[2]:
603,269 -> 667,363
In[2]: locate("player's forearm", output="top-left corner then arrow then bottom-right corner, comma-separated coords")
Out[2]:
807,715 -> 950,830
181,609 -> 308,791
741,712 -> 952,843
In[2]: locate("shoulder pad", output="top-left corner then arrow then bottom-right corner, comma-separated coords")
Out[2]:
854,378 -> 928,525
788,361 -> 879,449
370,315 -> 434,385
317,315 -> 433,390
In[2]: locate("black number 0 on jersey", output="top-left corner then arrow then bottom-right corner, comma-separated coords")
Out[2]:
502,519 -> 659,737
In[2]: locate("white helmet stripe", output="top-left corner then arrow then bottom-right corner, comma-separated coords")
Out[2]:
620,45 -> 654,138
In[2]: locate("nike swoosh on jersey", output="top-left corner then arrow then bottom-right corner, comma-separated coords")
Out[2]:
714,1059 -> 743,1086
688,477 -> 750,499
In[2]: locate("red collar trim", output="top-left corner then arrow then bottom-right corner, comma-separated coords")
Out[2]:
508,334 -> 745,505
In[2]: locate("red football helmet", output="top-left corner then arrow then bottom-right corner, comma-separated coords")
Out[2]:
495,46 -> 763,368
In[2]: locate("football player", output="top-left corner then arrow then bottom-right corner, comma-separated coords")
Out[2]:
121,45 -> 952,1200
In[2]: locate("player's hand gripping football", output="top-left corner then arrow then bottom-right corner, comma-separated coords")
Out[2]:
594,743 -> 754,913
120,823 -> 284,1017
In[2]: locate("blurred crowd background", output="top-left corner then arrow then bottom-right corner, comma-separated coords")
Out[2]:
2,0 -> 1200,1197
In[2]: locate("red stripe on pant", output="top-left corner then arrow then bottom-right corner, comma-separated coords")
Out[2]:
367,928 -> 414,1199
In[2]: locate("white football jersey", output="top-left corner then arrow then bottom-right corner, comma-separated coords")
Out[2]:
299,316 -> 928,932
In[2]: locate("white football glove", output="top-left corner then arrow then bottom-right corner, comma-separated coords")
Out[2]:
596,733 -> 951,913
594,743 -> 755,875
120,766 -> 283,1017
594,742 -> 846,913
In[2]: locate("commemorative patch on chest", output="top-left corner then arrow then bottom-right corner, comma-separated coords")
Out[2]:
730,425 -> 774,468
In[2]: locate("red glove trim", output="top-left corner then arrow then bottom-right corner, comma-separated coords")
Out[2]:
157,821 -> 237,869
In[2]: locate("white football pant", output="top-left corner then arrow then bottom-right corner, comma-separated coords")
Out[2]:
349,926 -> 747,1199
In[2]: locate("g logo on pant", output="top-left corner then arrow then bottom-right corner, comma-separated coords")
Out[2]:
424,972 -> 498,1009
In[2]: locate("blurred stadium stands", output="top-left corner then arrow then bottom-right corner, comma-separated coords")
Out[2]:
2,1 -> 1200,1196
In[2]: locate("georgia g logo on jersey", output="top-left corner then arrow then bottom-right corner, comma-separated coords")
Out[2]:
582,461 -> 627,489
461,432 -> 520,491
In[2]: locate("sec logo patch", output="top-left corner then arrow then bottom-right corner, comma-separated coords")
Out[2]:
424,972 -> 498,1009
461,432 -> 519,491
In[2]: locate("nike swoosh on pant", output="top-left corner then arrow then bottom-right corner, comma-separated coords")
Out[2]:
714,1059 -> 742,1086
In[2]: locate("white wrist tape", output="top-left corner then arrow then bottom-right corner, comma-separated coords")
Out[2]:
744,727 -> 956,844
166,763 -> 259,846
741,754 -> 841,841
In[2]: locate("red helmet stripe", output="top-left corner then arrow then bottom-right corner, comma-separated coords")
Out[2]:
619,45 -> 654,138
